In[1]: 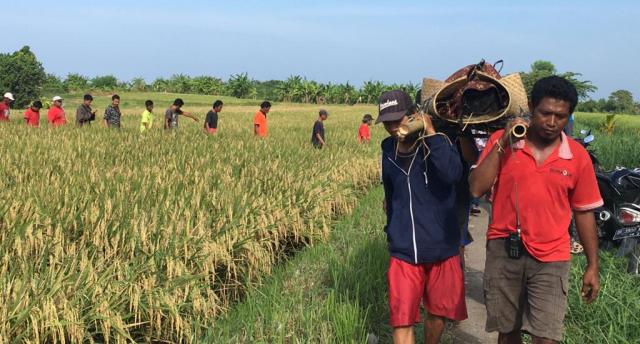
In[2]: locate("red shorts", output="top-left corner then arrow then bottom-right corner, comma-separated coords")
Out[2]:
387,255 -> 467,327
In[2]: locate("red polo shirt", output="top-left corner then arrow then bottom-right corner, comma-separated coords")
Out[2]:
358,123 -> 370,143
47,106 -> 66,127
0,102 -> 10,121
477,130 -> 603,262
24,108 -> 40,127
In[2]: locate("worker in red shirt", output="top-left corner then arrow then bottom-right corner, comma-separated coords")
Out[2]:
0,92 -> 14,121
470,76 -> 602,343
24,100 -> 42,127
253,101 -> 271,137
47,96 -> 67,127
357,114 -> 373,143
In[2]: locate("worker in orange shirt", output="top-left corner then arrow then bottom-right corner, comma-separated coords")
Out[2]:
253,101 -> 271,137
47,96 -> 66,127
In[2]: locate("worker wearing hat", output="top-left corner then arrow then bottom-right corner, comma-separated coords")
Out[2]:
0,92 -> 15,121
377,89 -> 467,342
47,96 -> 67,127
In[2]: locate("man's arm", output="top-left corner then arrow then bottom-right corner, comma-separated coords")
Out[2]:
469,119 -> 527,198
315,133 -> 325,146
254,124 -> 260,135
181,111 -> 198,121
574,210 -> 600,303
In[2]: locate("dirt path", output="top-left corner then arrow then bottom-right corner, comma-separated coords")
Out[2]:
449,203 -> 498,343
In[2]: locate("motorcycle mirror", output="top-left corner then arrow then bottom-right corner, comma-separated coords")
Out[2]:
584,135 -> 595,143
580,129 -> 588,135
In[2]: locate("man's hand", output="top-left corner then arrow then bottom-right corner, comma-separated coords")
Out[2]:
581,266 -> 600,303
421,114 -> 436,135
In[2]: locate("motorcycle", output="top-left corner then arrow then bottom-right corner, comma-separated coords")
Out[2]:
575,130 -> 640,275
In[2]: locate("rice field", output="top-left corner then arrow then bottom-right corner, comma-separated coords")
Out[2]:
0,95 -> 638,343
0,93 -> 380,342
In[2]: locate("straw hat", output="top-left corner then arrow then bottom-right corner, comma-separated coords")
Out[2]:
422,70 -> 528,125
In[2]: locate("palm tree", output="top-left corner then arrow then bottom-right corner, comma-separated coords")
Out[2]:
227,73 -> 256,99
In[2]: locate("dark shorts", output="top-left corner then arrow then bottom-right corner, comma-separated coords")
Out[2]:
484,239 -> 570,342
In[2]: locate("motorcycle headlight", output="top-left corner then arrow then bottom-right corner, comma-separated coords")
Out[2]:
618,207 -> 640,225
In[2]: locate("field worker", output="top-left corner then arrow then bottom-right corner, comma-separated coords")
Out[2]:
311,109 -> 328,148
253,101 -> 271,137
357,114 -> 373,143
205,100 -> 223,135
76,94 -> 97,127
164,98 -> 198,129
140,100 -> 154,133
378,90 -> 466,343
104,94 -> 122,128
469,76 -> 602,343
0,92 -> 14,121
23,100 -> 42,127
47,96 -> 66,127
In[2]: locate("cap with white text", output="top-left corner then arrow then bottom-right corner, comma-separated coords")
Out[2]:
376,90 -> 413,124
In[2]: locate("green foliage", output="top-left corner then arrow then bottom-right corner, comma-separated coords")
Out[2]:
42,73 -> 67,94
190,76 -> 224,95
226,72 -> 256,99
90,75 -> 119,90
129,77 -> 147,92
63,73 -> 89,92
0,46 -> 46,107
520,60 -> 597,100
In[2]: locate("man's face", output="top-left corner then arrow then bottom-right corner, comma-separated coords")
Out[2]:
112,98 -> 120,107
261,107 -> 270,114
31,106 -> 41,112
320,114 -> 328,121
214,105 -> 223,112
84,99 -> 92,106
529,97 -> 571,143
147,105 -> 154,112
383,116 -> 409,137
54,100 -> 62,107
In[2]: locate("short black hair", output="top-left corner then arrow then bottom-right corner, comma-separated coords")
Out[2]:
173,98 -> 184,107
530,76 -> 578,113
145,100 -> 153,107
213,100 -> 223,108
83,94 -> 93,101
32,100 -> 43,108
362,114 -> 373,123
112,94 -> 120,101
260,101 -> 271,109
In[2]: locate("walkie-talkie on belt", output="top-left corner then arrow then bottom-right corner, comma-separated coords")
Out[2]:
506,179 -> 524,259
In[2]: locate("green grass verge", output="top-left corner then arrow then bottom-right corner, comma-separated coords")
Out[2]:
205,186 -> 391,343
209,186 -> 640,343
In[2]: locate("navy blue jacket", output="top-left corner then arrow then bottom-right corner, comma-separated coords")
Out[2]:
381,134 -> 463,264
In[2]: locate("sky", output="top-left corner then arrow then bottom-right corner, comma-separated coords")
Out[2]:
3,0 -> 639,99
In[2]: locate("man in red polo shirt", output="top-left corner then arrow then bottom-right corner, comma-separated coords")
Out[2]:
24,100 -> 42,127
47,96 -> 67,127
0,92 -> 14,121
470,76 -> 602,343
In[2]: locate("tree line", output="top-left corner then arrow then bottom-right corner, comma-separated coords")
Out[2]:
1,46 -> 638,114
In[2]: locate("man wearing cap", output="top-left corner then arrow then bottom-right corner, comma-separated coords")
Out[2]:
76,94 -> 97,127
378,89 -> 466,343
0,92 -> 14,121
311,109 -> 328,148
469,76 -> 601,343
47,96 -> 66,127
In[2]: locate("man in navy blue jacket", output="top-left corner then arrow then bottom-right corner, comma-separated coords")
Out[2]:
378,90 -> 467,344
